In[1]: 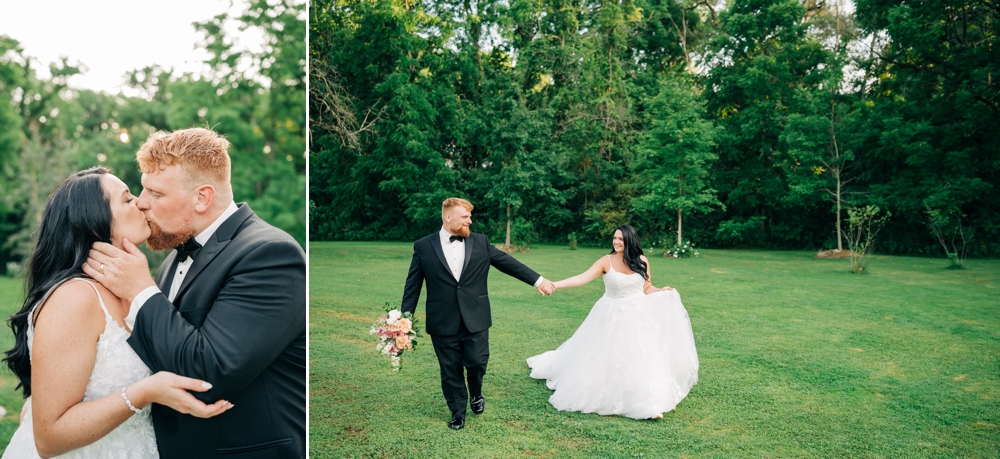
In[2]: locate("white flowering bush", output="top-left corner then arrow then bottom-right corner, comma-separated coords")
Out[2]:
666,240 -> 699,258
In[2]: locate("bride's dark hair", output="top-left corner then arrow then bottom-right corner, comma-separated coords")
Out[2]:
611,224 -> 648,280
4,166 -> 113,397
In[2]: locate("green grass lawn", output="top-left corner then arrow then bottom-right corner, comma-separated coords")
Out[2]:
0,277 -> 26,453
310,242 -> 1000,458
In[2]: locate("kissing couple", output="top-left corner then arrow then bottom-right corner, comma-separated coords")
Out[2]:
3,128 -> 306,458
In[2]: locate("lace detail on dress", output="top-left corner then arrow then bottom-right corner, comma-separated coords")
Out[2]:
3,278 -> 159,459
603,256 -> 647,300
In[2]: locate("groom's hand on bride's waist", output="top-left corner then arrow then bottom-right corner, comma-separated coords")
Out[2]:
83,238 -> 156,304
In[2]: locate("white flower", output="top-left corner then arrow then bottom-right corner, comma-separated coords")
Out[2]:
673,254 -> 678,258
387,309 -> 401,324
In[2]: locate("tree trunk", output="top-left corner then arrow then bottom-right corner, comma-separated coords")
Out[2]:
830,86 -> 843,251
505,203 -> 512,247
836,168 -> 843,251
677,208 -> 683,246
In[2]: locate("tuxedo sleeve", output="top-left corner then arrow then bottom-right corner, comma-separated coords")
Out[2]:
127,239 -> 306,403
400,243 -> 424,315
486,237 -> 541,286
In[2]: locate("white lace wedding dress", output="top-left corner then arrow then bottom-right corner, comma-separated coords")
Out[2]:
527,257 -> 699,419
3,279 -> 159,458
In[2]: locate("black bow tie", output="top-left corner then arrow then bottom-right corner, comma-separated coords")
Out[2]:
449,235 -> 465,243
175,237 -> 202,262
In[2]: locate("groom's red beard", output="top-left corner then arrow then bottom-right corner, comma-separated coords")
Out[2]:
145,220 -> 195,251
456,226 -> 470,238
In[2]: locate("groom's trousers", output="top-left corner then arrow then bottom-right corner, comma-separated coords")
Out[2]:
429,317 -> 490,418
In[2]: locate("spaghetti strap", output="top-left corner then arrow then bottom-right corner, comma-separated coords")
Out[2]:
68,278 -> 113,321
606,255 -> 615,273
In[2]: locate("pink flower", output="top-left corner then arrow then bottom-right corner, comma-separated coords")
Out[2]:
395,334 -> 412,349
398,318 -> 412,334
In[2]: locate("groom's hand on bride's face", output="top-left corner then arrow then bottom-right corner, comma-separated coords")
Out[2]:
83,238 -> 155,304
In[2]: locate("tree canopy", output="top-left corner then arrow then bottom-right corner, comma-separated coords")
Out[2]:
0,0 -> 306,275
313,0 -> 998,257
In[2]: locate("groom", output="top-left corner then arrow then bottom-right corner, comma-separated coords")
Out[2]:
84,128 -> 306,458
401,197 -> 554,430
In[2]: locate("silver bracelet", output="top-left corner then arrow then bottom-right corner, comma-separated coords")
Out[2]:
121,386 -> 142,414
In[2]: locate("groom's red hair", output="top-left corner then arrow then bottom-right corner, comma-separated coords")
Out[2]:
136,128 -> 232,197
442,197 -> 473,216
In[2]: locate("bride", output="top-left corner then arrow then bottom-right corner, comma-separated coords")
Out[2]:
527,224 -> 698,420
3,167 -> 232,458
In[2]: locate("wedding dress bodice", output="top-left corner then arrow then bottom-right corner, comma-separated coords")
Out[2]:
3,278 -> 159,458
602,257 -> 647,300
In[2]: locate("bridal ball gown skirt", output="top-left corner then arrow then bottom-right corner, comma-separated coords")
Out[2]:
527,268 -> 699,420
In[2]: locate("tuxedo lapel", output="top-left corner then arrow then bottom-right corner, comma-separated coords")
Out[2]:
156,252 -> 178,290
174,203 -> 253,304
158,254 -> 181,306
430,235 -> 451,275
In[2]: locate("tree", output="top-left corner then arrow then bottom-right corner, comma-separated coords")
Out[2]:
633,76 -> 721,247
704,0 -> 832,247
854,0 -> 999,255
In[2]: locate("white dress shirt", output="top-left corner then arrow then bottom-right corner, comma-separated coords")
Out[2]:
439,227 -> 544,287
125,201 -> 239,329
439,227 -> 466,281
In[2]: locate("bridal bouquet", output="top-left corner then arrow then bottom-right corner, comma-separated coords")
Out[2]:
370,305 -> 420,371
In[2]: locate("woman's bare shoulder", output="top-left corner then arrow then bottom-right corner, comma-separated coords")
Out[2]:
594,255 -> 611,272
33,278 -> 106,326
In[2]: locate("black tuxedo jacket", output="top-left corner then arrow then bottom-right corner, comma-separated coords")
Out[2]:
401,232 -> 540,335
127,203 -> 306,459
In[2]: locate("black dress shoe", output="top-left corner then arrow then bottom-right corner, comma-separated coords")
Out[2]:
471,395 -> 485,415
448,416 -> 465,430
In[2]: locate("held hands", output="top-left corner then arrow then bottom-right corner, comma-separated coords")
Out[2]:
129,372 -> 232,419
536,279 -> 556,296
82,238 -> 156,304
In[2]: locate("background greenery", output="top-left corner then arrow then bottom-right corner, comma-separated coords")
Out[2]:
0,0 -> 307,277
310,242 -> 999,457
0,277 -> 22,452
310,0 -> 999,258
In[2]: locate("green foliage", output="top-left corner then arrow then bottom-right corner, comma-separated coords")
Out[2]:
567,232 -> 579,250
853,0 -> 999,256
0,277 -> 26,452
310,0 -> 1000,257
926,206 -> 971,269
846,205 -> 890,274
633,75 -> 721,246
